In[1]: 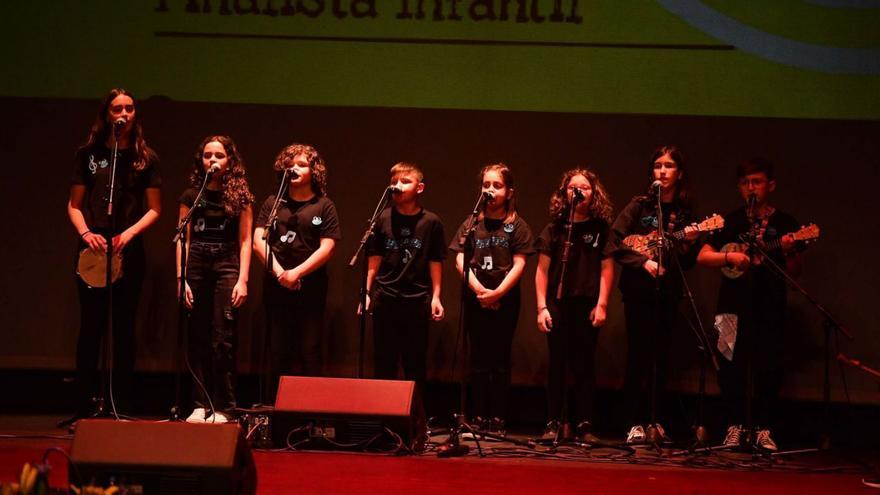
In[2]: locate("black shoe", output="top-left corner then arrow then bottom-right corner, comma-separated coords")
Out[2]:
488,417 -> 507,436
576,421 -> 601,444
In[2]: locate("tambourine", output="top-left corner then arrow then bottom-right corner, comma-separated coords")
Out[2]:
77,248 -> 123,288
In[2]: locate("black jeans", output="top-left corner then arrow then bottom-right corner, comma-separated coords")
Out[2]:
74,239 -> 144,415
546,297 -> 600,426
465,293 -> 519,421
264,273 -> 327,396
622,294 -> 677,428
372,293 -> 430,391
186,241 -> 240,413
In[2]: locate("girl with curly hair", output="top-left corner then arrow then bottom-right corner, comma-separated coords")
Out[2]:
178,135 -> 254,423
608,145 -> 700,444
253,144 -> 341,386
534,168 -> 614,442
449,163 -> 534,433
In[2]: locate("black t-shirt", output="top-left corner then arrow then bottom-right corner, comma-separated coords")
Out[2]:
179,188 -> 239,243
709,207 -> 800,316
535,218 -> 610,300
608,197 -> 698,301
256,195 -> 342,279
449,215 -> 535,291
71,145 -> 161,235
367,207 -> 447,300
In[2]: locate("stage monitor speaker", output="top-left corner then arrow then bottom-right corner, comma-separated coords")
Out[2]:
273,376 -> 425,451
70,419 -> 256,495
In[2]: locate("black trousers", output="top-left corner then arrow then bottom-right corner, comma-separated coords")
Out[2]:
622,293 -> 677,428
464,294 -> 519,421
74,240 -> 144,415
372,293 -> 430,391
546,297 -> 600,426
186,241 -> 240,413
265,274 -> 327,395
717,296 -> 785,429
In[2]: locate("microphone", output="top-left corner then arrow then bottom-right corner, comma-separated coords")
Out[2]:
388,185 -> 401,193
206,163 -> 221,176
651,180 -> 663,191
482,191 -> 495,201
571,187 -> 585,203
285,168 -> 300,179
113,118 -> 126,135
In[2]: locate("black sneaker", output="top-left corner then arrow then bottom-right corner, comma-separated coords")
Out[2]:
488,417 -> 507,436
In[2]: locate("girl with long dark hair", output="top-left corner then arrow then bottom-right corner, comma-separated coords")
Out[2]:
609,145 -> 700,443
66,88 -> 161,421
178,135 -> 254,423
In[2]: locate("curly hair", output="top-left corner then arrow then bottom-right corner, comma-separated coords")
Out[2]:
479,163 -> 517,224
189,135 -> 254,217
76,88 -> 157,172
274,143 -> 327,197
548,168 -> 613,222
642,145 -> 692,209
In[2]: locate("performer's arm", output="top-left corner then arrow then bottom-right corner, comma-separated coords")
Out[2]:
454,252 -> 488,295
590,257 -> 615,327
429,261 -> 445,321
535,253 -> 552,333
176,203 -> 193,308
277,238 -> 336,290
68,184 -> 105,252
697,243 -> 749,270
231,205 -> 253,307
253,226 -> 283,278
114,187 -> 161,252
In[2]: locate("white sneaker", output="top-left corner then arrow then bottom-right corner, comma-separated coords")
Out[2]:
755,429 -> 778,451
207,411 -> 231,424
626,425 -> 645,443
185,408 -> 207,424
723,425 -> 743,448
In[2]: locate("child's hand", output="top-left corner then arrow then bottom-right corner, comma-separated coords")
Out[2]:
537,307 -> 552,333
476,288 -> 502,308
590,303 -> 607,327
643,259 -> 664,278
231,279 -> 248,308
431,297 -> 444,321
278,269 -> 302,290
178,280 -> 193,309
357,294 -> 371,315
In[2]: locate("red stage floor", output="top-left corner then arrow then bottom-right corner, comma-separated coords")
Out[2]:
1,415 -> 876,494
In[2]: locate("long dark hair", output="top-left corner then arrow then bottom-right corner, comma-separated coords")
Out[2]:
273,143 -> 327,197
641,145 -> 692,209
189,135 -> 254,217
479,162 -> 517,224
548,168 -> 613,222
75,88 -> 157,171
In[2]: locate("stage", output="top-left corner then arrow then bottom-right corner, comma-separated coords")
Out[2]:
1,415 -> 876,494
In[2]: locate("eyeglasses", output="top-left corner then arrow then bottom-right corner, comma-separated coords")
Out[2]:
738,178 -> 768,188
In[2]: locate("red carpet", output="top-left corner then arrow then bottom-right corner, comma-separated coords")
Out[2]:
1,437 -> 874,495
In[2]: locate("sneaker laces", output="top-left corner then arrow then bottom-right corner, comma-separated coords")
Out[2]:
724,425 -> 742,446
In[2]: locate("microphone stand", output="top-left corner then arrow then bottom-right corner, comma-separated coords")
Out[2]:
349,186 -> 394,379
258,169 -> 291,404
170,169 -> 217,421
100,125 -> 122,421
